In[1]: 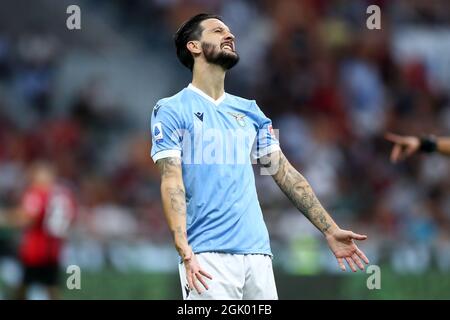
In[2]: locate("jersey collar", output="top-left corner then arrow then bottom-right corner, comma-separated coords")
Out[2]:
187,83 -> 226,106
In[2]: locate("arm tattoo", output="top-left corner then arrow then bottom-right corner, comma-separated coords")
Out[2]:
264,152 -> 332,233
167,187 -> 186,216
156,157 -> 189,254
156,157 -> 182,178
174,226 -> 188,257
174,226 -> 187,242
156,157 -> 186,217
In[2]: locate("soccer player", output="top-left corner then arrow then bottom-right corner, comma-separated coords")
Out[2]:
385,133 -> 450,163
151,13 -> 369,300
0,162 -> 76,299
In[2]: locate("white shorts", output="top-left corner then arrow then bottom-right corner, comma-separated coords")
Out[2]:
178,252 -> 278,300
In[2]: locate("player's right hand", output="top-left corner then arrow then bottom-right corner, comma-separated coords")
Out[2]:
385,132 -> 420,163
183,249 -> 213,295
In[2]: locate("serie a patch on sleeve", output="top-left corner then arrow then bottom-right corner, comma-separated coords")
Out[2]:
153,122 -> 164,143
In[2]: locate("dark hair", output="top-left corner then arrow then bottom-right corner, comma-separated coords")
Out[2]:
174,13 -> 223,71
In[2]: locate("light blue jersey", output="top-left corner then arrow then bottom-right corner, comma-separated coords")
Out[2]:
151,84 -> 280,256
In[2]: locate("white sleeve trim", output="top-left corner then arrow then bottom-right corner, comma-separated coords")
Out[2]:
152,149 -> 182,163
253,144 -> 281,159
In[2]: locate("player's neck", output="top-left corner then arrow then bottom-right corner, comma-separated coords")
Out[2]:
191,64 -> 225,100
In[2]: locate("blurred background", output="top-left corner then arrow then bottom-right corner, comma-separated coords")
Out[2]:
1,0 -> 450,299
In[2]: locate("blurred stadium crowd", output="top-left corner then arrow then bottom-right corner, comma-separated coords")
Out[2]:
1,0 -> 450,292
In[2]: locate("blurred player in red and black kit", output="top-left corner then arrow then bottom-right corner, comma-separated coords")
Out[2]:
0,162 -> 76,299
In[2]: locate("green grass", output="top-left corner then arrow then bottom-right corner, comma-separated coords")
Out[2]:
2,267 -> 450,299
62,270 -> 181,300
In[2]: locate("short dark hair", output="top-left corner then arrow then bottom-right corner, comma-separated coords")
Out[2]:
174,13 -> 223,71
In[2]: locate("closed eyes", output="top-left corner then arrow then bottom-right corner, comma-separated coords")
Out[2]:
213,27 -> 231,34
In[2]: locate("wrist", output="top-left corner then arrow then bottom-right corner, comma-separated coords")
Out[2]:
324,224 -> 339,238
419,135 -> 437,153
176,242 -> 192,261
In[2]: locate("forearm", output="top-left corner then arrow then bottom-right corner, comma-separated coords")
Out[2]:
157,157 -> 191,259
0,208 -> 30,228
160,180 -> 190,257
437,137 -> 450,155
262,151 -> 338,234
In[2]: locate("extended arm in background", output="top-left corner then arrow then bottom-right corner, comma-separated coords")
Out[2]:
0,207 -> 38,229
385,133 -> 450,163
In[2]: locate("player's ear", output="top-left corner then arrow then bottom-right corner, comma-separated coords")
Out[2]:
187,40 -> 201,54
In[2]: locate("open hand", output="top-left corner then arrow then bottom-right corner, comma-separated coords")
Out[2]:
326,228 -> 369,272
183,250 -> 213,294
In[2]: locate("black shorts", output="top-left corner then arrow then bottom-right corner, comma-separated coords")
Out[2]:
23,264 -> 60,286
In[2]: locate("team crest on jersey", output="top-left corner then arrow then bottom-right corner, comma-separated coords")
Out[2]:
153,122 -> 163,143
227,112 -> 247,127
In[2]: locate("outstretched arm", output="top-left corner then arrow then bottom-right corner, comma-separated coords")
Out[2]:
259,150 -> 369,272
438,138 -> 450,155
385,133 -> 450,163
156,157 -> 212,293
0,208 -> 36,228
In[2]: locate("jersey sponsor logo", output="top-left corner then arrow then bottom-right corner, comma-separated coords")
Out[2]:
227,112 -> 247,127
153,122 -> 164,143
194,112 -> 204,122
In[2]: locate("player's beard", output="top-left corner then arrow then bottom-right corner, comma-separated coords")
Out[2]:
201,42 -> 239,70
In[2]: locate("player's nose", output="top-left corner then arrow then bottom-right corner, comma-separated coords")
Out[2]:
224,32 -> 235,42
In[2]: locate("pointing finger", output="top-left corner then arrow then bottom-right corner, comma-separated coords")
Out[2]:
385,133 -> 404,144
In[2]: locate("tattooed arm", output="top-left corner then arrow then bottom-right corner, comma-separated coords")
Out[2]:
156,157 -> 189,258
156,157 -> 211,293
259,150 -> 370,272
260,150 -> 337,233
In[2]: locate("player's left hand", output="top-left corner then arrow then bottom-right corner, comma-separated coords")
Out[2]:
325,228 -> 369,272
